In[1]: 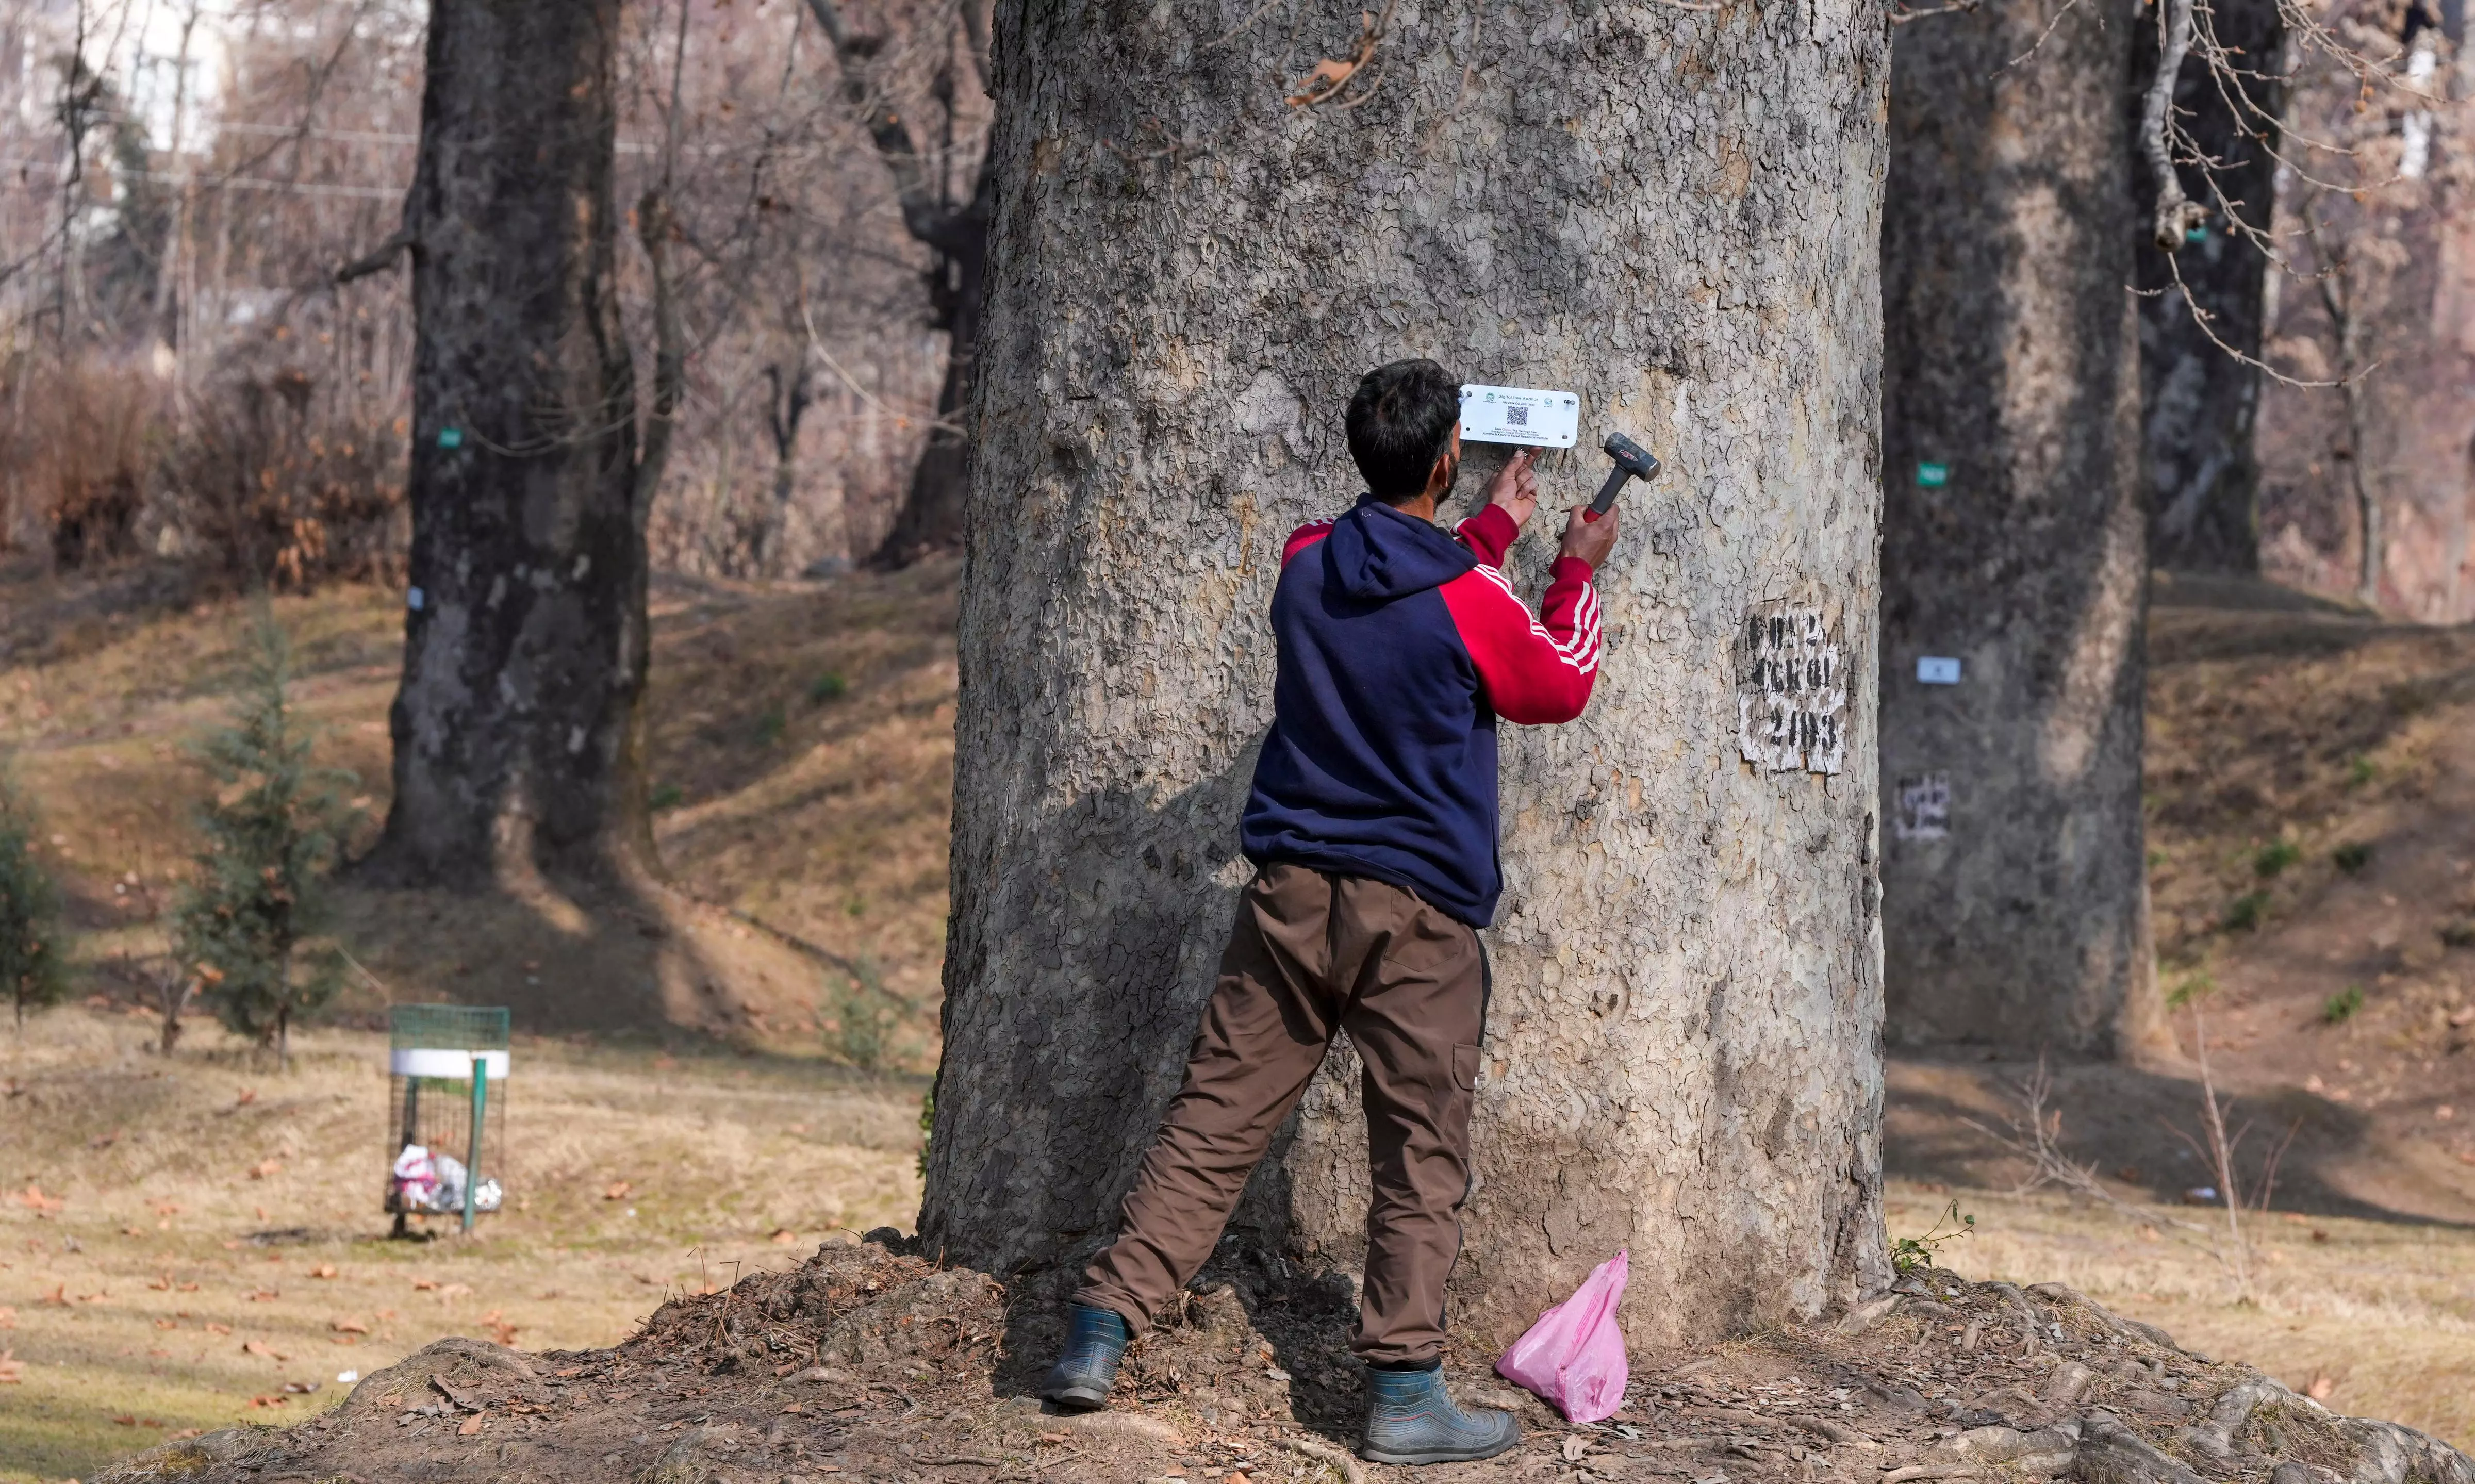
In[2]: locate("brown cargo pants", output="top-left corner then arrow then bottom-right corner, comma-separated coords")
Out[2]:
1075,862 -> 1487,1366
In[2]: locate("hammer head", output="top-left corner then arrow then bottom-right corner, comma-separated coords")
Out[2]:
1603,431 -> 1661,482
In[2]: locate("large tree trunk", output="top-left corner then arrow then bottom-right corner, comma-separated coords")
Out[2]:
1878,2 -> 2166,1056
2132,0 -> 2283,574
923,0 -> 1893,1347
364,2 -> 655,887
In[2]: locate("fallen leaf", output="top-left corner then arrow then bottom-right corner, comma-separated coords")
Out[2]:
38,1285 -> 65,1307
2307,1374 -> 2337,1400
249,1159 -> 283,1180
148,1273 -> 173,1291
242,1339 -> 288,1361
769,1228 -> 799,1245
248,1290 -> 280,1302
15,1185 -> 62,1213
235,1087 -> 256,1105
310,1264 -> 338,1279
113,1414 -> 137,1426
603,1181 -> 633,1201
205,1322 -> 231,1335
458,1414 -> 484,1435
332,1317 -> 369,1335
178,1282 -> 199,1292
0,1307 -> 13,1329
411,1277 -> 439,1291
155,1319 -> 178,1331
247,1394 -> 288,1409
0,1349 -> 20,1383
1285,55 -> 1360,104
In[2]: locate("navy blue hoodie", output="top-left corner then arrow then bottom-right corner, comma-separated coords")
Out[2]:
1237,496 -> 1603,926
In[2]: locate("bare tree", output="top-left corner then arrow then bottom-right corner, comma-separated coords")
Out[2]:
802,0 -> 990,569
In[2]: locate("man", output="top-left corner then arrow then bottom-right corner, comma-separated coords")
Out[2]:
1040,359 -> 1619,1465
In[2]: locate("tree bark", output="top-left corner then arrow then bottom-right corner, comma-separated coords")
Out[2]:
363,2 -> 657,888
1879,0 -> 2166,1056
923,0 -> 1892,1347
2131,0 -> 2283,573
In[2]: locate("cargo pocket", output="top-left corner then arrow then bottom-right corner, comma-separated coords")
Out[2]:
1452,1043 -> 1481,1091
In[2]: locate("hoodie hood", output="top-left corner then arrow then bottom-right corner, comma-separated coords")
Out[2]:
1323,495 -> 1478,601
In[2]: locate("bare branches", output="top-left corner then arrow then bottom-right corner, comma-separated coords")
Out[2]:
2140,0 -> 2208,250
334,227 -> 414,285
1890,0 -> 1981,23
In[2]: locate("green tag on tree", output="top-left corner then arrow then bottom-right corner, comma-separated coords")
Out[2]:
438,427 -> 465,449
1916,461 -> 1949,487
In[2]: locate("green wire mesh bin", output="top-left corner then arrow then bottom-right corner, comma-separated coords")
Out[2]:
386,1005 -> 510,1235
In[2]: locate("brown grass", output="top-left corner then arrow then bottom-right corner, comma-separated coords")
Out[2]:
0,1007 -> 923,1484
1886,1178 -> 2475,1452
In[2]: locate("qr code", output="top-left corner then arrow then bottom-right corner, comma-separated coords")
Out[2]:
1504,405 -> 1529,427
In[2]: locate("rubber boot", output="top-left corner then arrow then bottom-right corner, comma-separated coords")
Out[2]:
1358,1364 -> 1522,1464
1038,1304 -> 1131,1411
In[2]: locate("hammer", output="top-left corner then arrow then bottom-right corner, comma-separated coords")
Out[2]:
1587,432 -> 1662,521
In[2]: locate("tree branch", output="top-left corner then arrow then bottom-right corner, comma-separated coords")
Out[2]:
2141,0 -> 2209,250
333,227 -> 414,284
800,0 -> 961,250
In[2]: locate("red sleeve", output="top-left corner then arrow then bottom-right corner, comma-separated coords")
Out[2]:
1437,556 -> 1602,724
1451,503 -> 1519,567
1283,519 -> 1335,564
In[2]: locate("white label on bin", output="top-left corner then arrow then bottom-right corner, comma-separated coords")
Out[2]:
1458,385 -> 1580,448
1917,656 -> 1961,685
390,1048 -> 511,1080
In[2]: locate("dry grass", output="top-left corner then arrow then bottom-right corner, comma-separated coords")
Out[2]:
0,560 -> 959,1064
1885,1178 -> 2475,1453
0,1006 -> 925,1484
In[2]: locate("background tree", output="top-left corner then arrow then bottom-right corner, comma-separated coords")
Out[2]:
2134,0 -> 2287,573
802,0 -> 993,569
176,608 -> 354,1068
922,0 -> 1892,1344
350,0 -> 681,888
1878,0 -> 2167,1057
0,765 -> 68,1030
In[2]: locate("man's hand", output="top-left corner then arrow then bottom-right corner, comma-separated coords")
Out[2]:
1483,449 -> 1539,530
1558,503 -> 1618,571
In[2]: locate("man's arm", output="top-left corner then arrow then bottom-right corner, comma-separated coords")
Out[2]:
1439,506 -> 1618,725
1452,449 -> 1537,567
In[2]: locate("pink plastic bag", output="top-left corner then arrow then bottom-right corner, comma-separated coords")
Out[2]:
1495,1249 -> 1630,1423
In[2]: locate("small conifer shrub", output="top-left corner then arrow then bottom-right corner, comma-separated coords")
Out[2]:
174,606 -> 356,1069
0,767 -> 68,1029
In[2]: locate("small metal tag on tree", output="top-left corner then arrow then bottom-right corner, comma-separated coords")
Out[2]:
174,603 -> 357,1070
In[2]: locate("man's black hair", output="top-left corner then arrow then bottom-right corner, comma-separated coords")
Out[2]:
1346,359 -> 1461,502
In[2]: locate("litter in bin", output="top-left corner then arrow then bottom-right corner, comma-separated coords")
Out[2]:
389,1144 -> 501,1215
1496,1248 -> 1630,1424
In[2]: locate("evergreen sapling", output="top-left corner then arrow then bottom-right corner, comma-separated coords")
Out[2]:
175,607 -> 355,1069
0,766 -> 68,1029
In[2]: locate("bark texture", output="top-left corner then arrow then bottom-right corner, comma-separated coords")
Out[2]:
1879,2 -> 2164,1056
2132,0 -> 2283,574
366,2 -> 657,887
924,0 -> 1893,1348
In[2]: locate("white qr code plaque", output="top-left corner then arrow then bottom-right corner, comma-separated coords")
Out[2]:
1737,604 -> 1847,776
1459,385 -> 1579,448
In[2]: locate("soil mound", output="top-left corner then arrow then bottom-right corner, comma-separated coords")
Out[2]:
93,1238 -> 2474,1483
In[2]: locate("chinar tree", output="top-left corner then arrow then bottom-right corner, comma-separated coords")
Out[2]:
922,0 -> 1893,1346
1877,0 -> 2168,1057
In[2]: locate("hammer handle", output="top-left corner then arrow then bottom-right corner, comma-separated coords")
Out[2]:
1587,467 -> 1630,520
